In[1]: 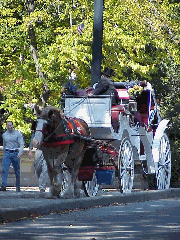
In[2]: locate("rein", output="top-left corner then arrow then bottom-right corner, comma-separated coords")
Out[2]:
41,115 -> 85,145
37,112 -> 119,160
43,118 -> 64,143
36,130 -> 44,133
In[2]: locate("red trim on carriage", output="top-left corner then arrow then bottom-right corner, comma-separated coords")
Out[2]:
99,147 -> 119,156
78,166 -> 116,181
78,166 -> 95,181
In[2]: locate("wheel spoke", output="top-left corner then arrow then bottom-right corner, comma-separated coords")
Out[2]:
83,171 -> 99,197
164,166 -> 171,173
59,169 -> 70,197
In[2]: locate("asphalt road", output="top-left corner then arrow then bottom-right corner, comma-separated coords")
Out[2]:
1,197 -> 180,240
1,187 -> 180,224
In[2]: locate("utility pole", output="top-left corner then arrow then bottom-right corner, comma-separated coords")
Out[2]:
91,0 -> 104,87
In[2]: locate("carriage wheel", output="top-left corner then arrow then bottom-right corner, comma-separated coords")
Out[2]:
118,137 -> 134,193
54,165 -> 70,197
59,167 -> 70,197
82,171 -> 99,197
156,133 -> 171,190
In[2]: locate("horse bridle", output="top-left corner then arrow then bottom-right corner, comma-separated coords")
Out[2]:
35,115 -> 70,142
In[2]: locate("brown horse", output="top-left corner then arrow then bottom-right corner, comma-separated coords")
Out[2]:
33,106 -> 90,198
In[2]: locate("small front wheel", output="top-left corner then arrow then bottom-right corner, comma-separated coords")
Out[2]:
55,164 -> 70,197
118,137 -> 134,193
82,171 -> 99,197
59,168 -> 70,197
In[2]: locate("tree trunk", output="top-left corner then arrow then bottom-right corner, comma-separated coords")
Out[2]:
26,0 -> 48,91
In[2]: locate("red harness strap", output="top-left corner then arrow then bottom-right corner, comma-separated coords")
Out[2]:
42,138 -> 75,148
72,118 -> 84,135
42,117 -> 83,148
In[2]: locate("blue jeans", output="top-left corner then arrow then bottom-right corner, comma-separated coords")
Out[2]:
1,151 -> 20,188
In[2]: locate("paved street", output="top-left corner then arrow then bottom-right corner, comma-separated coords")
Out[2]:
0,197 -> 180,239
1,188 -> 180,224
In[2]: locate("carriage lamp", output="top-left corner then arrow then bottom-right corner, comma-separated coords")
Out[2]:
128,100 -> 137,113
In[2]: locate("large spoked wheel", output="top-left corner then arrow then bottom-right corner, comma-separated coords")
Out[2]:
156,133 -> 171,190
55,164 -> 70,197
59,168 -> 70,197
82,171 -> 99,197
118,137 -> 134,193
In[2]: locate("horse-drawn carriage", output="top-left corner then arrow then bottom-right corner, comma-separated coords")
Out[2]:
63,80 -> 171,195
33,80 -> 171,197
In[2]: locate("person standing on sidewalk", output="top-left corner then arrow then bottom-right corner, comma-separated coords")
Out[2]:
28,121 -> 49,193
0,121 -> 24,192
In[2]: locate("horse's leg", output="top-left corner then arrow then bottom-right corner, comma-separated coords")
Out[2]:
65,142 -> 87,198
72,163 -> 82,198
58,163 -> 70,197
50,147 -> 69,197
41,148 -> 59,196
43,156 -> 55,196
73,150 -> 86,198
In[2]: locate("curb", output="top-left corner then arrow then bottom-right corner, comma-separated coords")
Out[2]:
1,188 -> 180,223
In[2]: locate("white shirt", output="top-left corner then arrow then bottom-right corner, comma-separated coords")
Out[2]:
3,129 -> 24,155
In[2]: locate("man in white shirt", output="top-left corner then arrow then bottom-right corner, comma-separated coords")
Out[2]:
0,121 -> 24,192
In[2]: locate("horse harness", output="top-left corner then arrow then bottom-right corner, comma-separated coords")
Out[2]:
42,116 -> 88,147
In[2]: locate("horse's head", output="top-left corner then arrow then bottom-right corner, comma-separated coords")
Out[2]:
33,118 -> 48,148
33,106 -> 62,148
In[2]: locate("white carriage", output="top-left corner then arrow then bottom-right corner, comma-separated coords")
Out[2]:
63,81 -> 171,195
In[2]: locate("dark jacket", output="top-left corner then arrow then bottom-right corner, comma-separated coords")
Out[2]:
93,77 -> 118,105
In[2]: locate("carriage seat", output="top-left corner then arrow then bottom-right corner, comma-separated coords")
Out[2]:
110,87 -> 129,133
111,104 -> 125,133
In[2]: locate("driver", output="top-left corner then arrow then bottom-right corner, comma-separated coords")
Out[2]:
93,67 -> 118,106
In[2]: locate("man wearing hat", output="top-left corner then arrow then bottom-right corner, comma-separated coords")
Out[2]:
93,67 -> 118,105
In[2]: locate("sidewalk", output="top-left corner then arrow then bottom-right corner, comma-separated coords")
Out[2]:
1,187 -> 180,224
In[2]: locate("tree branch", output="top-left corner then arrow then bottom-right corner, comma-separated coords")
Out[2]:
26,0 -> 48,91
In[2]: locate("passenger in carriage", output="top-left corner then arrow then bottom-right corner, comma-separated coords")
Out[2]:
93,67 -> 118,106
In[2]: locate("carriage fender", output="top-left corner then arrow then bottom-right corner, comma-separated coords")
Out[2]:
152,119 -> 169,165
